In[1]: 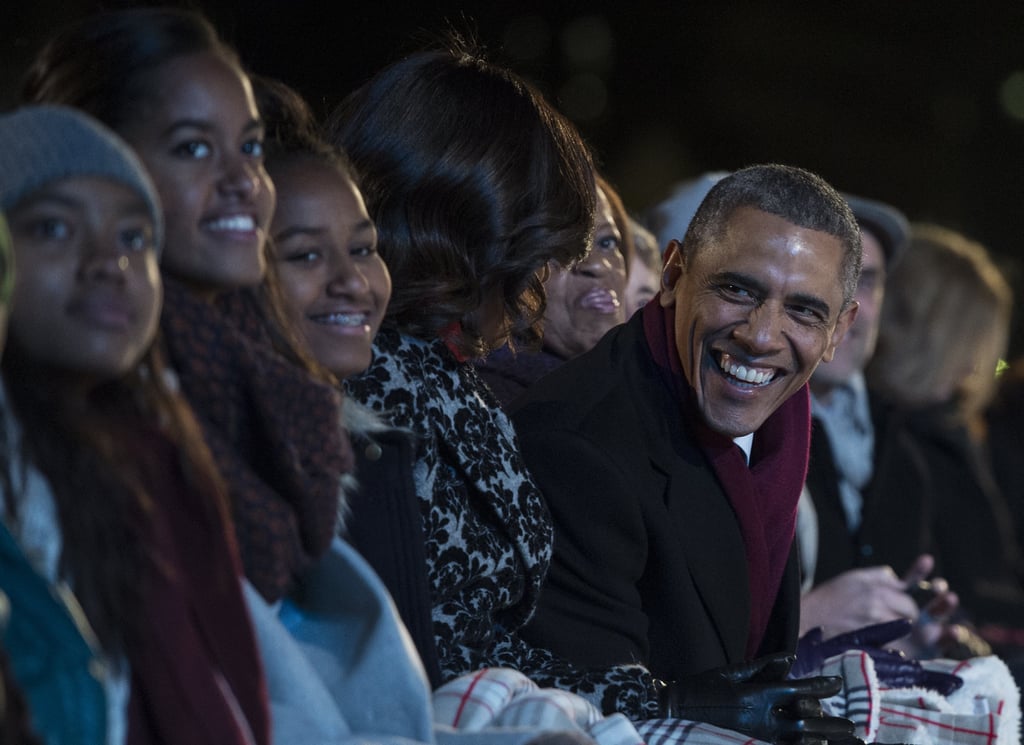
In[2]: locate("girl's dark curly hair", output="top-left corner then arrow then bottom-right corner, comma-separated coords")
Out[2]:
328,40 -> 596,359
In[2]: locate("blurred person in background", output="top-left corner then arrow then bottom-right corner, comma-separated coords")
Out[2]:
799,195 -> 962,649
864,224 -> 1024,661
623,217 -> 660,319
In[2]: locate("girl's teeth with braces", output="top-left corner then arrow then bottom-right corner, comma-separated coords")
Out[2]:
314,313 -> 365,326
719,354 -> 774,385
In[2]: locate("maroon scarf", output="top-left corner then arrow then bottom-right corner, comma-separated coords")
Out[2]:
126,426 -> 270,745
160,279 -> 353,601
642,297 -> 809,658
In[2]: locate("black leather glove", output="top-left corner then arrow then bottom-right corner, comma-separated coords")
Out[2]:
792,620 -> 963,696
656,653 -> 855,744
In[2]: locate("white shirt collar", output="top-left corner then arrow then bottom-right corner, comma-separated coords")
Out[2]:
733,432 -> 754,464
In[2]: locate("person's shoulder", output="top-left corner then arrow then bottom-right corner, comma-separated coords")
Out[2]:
372,326 -> 437,363
511,317 -> 655,445
353,327 -> 452,395
515,317 -> 645,404
478,346 -> 561,388
866,387 -> 928,442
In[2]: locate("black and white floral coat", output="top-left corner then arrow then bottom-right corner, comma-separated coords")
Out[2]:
345,326 -> 659,719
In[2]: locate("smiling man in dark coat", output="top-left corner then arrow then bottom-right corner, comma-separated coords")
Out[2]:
511,164 -> 862,743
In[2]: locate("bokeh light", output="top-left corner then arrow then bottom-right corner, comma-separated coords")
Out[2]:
559,73 -> 608,122
503,15 -> 551,63
999,71 -> 1024,122
561,14 -> 614,71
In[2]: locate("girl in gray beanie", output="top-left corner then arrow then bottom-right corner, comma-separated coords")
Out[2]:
0,105 -> 163,251
0,104 -> 268,745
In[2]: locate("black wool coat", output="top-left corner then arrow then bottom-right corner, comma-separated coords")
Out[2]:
805,398 -> 934,585
510,313 -> 800,684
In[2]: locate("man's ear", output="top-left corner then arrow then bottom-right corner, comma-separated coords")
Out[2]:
659,240 -> 684,307
820,300 -> 859,363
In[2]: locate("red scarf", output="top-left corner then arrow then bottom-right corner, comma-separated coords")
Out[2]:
126,426 -> 270,745
440,321 -> 471,363
641,297 -> 809,658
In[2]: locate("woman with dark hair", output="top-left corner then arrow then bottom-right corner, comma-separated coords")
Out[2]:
869,225 -> 1024,642
328,44 -> 682,724
22,5 -> 351,607
256,72 -> 448,679
252,75 -> 643,745
0,105 -> 268,745
478,175 -> 633,409
329,44 -> 596,358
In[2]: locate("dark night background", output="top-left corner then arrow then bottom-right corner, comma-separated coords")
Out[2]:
6,1 -> 1024,353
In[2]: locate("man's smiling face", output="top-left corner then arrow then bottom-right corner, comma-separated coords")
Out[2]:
661,206 -> 857,437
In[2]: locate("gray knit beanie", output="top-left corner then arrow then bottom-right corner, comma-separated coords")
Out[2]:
0,105 -> 163,254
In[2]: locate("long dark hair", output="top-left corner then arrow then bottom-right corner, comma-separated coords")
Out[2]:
23,6 -> 329,384
12,6 -> 250,655
328,39 -> 596,358
21,7 -> 238,129
0,337 -> 229,657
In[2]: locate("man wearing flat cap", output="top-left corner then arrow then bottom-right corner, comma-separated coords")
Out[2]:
797,193 -> 947,639
800,195 -> 1024,655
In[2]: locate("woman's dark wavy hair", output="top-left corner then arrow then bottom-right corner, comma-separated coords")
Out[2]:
0,335 -> 230,659
327,40 -> 596,358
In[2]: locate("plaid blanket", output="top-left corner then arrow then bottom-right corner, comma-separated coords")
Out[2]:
433,668 -> 643,744
875,656 -> 1020,745
632,652 -> 876,745
432,656 -> 1019,745
630,653 -> 1017,745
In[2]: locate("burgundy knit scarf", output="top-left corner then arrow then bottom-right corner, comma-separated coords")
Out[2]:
641,297 -> 810,658
127,426 -> 270,745
159,279 -> 353,601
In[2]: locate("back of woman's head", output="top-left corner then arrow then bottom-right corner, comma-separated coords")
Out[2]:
21,6 -> 235,127
328,41 -> 596,357
868,223 -> 1012,421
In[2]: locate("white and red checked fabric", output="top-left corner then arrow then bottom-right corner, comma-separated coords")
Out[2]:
875,656 -> 1020,745
433,667 -> 645,745
432,655 -> 1019,745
